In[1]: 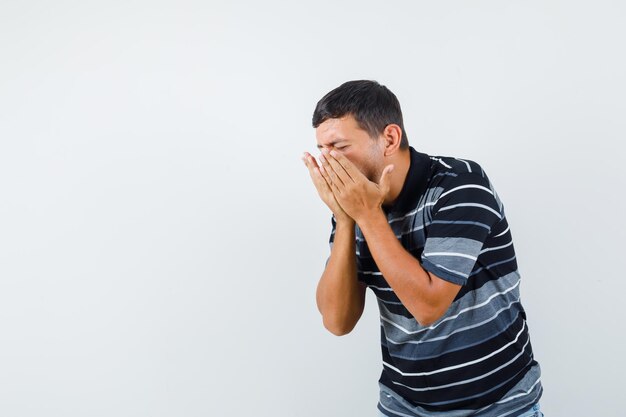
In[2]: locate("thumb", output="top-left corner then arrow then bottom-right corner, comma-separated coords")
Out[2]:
379,164 -> 394,196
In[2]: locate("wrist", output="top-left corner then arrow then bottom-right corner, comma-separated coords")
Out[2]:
335,216 -> 355,228
356,208 -> 386,231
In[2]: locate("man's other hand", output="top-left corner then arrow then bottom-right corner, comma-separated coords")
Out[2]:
302,151 -> 352,223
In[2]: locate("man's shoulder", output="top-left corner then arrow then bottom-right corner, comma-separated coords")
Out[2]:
424,153 -> 505,221
427,153 -> 487,179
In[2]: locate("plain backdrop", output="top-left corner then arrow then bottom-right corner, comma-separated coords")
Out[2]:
1,1 -> 625,416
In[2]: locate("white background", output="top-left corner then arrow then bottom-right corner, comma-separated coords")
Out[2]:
1,1 -> 624,416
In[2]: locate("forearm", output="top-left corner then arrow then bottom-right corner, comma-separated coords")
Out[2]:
316,219 -> 364,335
357,209 -> 439,325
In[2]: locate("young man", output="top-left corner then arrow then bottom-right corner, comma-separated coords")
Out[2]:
301,80 -> 543,417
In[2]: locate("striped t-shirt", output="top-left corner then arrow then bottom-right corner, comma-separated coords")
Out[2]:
327,146 -> 542,416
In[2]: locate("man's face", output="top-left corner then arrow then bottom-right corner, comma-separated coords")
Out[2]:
315,114 -> 384,183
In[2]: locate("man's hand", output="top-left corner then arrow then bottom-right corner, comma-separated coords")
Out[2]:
318,148 -> 394,224
302,151 -> 352,224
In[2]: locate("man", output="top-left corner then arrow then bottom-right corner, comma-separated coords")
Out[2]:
301,80 -> 543,417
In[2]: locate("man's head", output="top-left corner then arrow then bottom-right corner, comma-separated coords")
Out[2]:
312,80 -> 409,183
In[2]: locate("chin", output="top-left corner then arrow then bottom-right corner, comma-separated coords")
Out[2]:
371,169 -> 384,184
361,165 -> 380,183
370,175 -> 382,184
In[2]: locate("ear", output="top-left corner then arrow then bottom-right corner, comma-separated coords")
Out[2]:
382,124 -> 403,156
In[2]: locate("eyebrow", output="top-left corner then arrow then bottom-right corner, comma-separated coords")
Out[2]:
316,139 -> 347,149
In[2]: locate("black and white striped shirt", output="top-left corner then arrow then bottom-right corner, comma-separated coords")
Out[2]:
328,146 -> 542,416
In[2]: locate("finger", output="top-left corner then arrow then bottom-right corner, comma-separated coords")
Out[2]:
304,152 -> 342,198
319,152 -> 346,187
302,153 -> 319,179
317,158 -> 338,192
305,152 -> 327,179
310,155 -> 341,199
328,149 -> 365,182
328,172 -> 343,196
322,150 -> 354,186
303,153 -> 331,191
313,153 -> 342,193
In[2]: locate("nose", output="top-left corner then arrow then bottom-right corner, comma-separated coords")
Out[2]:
318,144 -> 336,152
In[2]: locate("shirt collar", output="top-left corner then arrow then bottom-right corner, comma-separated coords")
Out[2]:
383,146 -> 432,216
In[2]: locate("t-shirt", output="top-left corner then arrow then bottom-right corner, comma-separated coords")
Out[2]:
327,146 -> 543,416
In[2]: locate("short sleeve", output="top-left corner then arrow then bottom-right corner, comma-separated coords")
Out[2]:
325,214 -> 337,267
420,172 -> 503,285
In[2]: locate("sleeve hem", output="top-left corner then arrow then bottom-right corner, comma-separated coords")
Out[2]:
421,258 -> 468,286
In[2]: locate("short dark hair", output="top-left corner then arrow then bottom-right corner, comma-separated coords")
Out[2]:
312,80 -> 409,150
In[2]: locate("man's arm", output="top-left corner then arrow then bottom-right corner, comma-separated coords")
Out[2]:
316,218 -> 367,336
316,148 -> 460,326
358,211 -> 461,326
317,149 -> 503,327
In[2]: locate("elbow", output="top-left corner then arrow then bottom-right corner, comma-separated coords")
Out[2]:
412,307 -> 446,327
322,316 -> 356,336
327,326 -> 351,337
